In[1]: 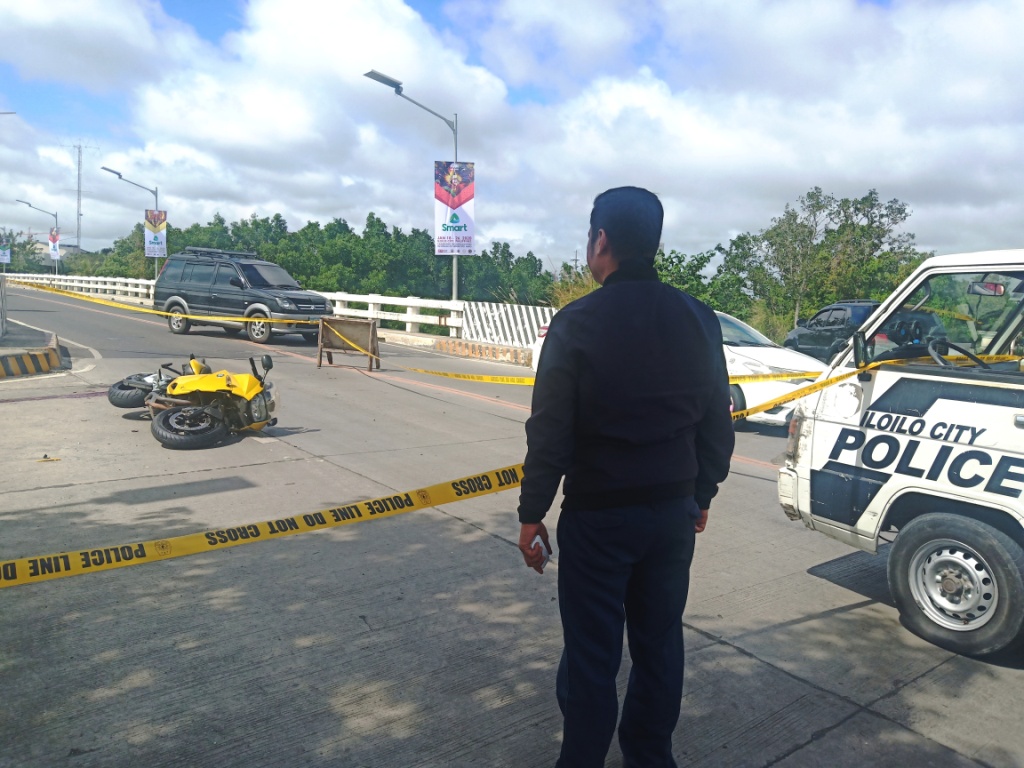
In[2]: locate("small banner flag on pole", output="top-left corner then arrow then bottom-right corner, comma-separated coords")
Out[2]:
145,210 -> 167,259
434,161 -> 475,256
48,227 -> 60,261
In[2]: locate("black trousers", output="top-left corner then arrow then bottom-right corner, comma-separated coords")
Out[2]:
554,496 -> 698,768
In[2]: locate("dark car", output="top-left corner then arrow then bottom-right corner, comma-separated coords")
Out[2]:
784,300 -> 880,361
153,247 -> 332,343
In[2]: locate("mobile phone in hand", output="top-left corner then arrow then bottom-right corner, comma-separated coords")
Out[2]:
531,534 -> 551,567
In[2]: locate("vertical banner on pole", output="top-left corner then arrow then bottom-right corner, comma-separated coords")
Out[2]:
48,228 -> 60,261
0,239 -> 10,265
145,210 -> 168,259
434,162 -> 475,256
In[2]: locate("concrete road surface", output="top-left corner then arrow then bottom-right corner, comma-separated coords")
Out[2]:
1,285 -> 1022,767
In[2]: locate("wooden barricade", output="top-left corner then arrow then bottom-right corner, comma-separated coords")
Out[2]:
317,317 -> 380,371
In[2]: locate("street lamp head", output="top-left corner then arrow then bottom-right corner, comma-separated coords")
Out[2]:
101,166 -> 123,179
364,69 -> 403,95
16,199 -> 31,206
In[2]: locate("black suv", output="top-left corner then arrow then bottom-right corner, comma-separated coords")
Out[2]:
784,300 -> 880,361
153,247 -> 332,343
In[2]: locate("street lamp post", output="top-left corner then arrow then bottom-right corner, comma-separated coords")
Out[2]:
364,69 -> 461,301
101,166 -> 161,278
16,199 -> 59,275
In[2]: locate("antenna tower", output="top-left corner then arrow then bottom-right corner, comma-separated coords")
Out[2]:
63,141 -> 97,250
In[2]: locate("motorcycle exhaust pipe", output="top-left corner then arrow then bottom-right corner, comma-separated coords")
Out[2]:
145,395 -> 195,411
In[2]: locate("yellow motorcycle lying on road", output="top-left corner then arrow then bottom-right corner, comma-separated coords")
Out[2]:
146,354 -> 278,449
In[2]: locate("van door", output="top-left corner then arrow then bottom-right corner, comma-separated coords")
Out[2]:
211,263 -> 247,321
181,262 -> 215,317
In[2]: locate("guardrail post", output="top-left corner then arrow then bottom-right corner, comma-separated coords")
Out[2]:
449,306 -> 462,338
405,297 -> 420,333
368,294 -> 382,324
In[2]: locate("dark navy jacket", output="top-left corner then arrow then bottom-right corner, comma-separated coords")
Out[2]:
517,265 -> 734,524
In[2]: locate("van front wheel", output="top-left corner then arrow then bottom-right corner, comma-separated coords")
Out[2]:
246,313 -> 272,344
888,513 -> 1024,656
168,307 -> 190,335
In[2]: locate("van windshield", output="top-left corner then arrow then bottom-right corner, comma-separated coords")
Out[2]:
239,263 -> 300,289
867,270 -> 1024,363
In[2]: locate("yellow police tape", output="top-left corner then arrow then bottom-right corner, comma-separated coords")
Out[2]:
16,280 -> 1017,402
322,324 -> 538,385
9,281 -> 315,325
406,369 -> 537,385
16,280 -> 536,383
731,368 -> 863,421
0,464 -> 526,590
729,353 -> 1023,421
727,371 -> 822,384
325,324 -> 825,387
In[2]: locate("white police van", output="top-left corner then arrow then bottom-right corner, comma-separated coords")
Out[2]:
779,250 -> 1024,656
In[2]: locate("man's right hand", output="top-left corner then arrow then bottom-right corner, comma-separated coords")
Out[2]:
518,522 -> 551,573
695,508 -> 709,533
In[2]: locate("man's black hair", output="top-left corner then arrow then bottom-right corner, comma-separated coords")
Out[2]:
589,186 -> 664,265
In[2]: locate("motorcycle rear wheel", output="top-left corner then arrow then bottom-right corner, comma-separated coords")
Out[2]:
108,378 -> 150,409
151,406 -> 229,449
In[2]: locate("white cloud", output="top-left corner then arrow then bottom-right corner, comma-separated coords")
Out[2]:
0,0 -> 205,92
2,0 -> 1024,273
463,0 -> 654,90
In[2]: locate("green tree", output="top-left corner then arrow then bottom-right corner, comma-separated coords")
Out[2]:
97,224 -> 150,278
0,228 -> 47,273
230,213 -> 289,252
656,248 -> 714,304
462,242 -> 554,304
714,187 -> 931,337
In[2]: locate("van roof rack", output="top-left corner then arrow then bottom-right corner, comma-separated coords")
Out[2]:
183,246 -> 259,259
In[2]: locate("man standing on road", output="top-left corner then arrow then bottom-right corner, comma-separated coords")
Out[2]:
517,186 -> 734,767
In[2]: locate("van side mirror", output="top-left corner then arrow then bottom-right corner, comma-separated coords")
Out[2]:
853,331 -> 868,369
796,319 -> 807,328
230,277 -> 244,288
968,281 -> 1005,297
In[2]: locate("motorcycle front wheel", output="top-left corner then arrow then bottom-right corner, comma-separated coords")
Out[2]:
151,406 -> 229,449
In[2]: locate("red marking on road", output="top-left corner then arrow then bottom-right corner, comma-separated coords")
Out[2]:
0,390 -> 108,404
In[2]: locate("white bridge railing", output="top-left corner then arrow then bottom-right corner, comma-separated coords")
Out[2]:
318,291 -> 464,337
9,274 -> 553,347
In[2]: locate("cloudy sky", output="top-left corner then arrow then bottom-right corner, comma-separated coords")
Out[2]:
1,0 -> 1022,273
